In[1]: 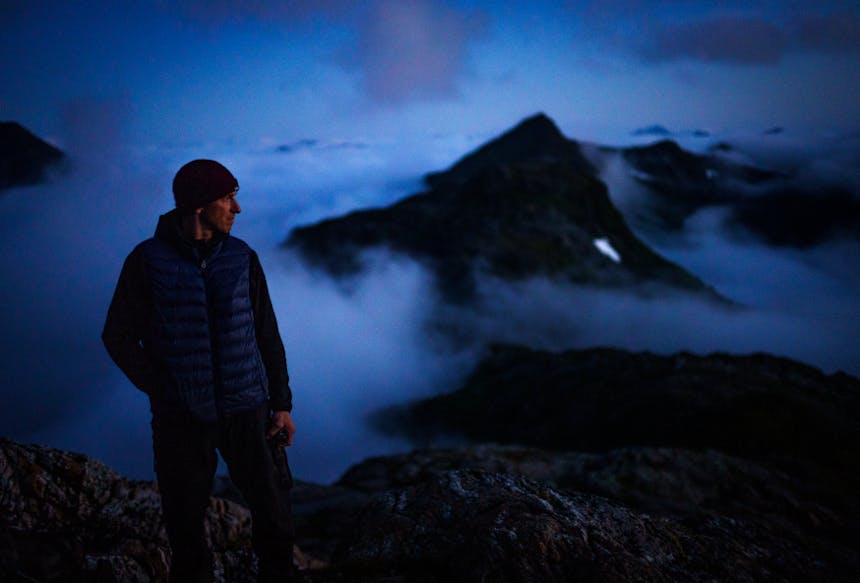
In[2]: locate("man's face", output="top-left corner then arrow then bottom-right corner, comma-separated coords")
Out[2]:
199,189 -> 241,235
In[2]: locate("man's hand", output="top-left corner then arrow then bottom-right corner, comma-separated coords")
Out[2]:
267,410 -> 296,446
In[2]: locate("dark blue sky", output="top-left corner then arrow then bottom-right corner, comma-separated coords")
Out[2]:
2,0 -> 859,147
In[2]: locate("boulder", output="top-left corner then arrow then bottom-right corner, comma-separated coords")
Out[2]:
329,469 -> 854,582
1,438 -> 258,582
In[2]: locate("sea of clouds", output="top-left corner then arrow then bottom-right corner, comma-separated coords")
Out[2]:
2,114 -> 858,483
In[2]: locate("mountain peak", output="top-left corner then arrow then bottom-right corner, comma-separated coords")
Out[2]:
505,112 -> 565,141
425,112 -> 592,189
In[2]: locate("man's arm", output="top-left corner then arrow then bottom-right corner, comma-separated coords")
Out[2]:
250,251 -> 296,445
249,251 -> 293,413
102,247 -> 165,398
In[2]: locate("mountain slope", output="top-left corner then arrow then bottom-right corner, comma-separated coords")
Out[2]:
0,122 -> 65,190
617,139 -> 860,247
424,112 -> 596,188
287,114 -> 726,302
374,344 -> 860,481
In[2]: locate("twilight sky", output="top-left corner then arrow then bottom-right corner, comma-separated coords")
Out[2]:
2,0 -> 860,149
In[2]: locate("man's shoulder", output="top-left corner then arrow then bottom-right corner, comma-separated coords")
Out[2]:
124,237 -> 155,260
129,236 -> 167,259
223,235 -> 259,261
226,235 -> 254,252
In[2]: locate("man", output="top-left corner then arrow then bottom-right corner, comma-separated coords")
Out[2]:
102,159 -> 296,582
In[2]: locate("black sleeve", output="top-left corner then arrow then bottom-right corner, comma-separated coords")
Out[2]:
249,251 -> 293,412
101,247 -> 166,397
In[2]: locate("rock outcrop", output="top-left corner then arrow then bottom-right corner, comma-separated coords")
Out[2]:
1,438 -> 259,582
338,445 -> 834,523
730,186 -> 860,247
286,114 -> 726,303
0,122 -> 65,191
374,345 -> 860,479
4,437 -> 859,582
327,468 -> 854,582
370,344 -> 860,569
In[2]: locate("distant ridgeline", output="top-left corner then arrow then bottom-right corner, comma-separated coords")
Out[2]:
0,122 -> 65,191
616,139 -> 860,248
286,113 -> 727,303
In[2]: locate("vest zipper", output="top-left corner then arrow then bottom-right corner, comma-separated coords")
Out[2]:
202,260 -> 225,422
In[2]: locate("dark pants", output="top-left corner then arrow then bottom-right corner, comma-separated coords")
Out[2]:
152,404 -> 295,583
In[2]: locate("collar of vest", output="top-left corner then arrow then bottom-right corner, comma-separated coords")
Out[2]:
154,209 -> 228,263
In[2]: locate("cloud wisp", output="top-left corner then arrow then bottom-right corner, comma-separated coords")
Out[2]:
644,17 -> 787,64
0,99 -> 167,441
165,0 -> 488,106
167,0 -> 356,26
639,10 -> 860,65
349,0 -> 487,104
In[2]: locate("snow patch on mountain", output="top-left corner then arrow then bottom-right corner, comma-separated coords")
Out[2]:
594,238 -> 621,263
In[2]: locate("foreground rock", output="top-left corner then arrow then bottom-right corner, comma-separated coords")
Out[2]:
337,445 -> 846,527
0,122 -> 65,191
4,438 -> 858,581
0,438 -> 276,582
326,469 -> 854,582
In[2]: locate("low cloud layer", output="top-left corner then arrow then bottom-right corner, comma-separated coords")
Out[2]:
0,100 -> 167,435
0,111 -> 480,483
4,115 -> 859,485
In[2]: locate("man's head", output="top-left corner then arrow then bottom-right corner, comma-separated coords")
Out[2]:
173,159 -> 241,237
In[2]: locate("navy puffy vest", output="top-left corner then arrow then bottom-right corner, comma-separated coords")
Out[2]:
140,235 -> 269,422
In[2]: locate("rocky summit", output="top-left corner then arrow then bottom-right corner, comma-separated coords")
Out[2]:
286,114 -> 725,303
5,436 -> 859,582
0,438 -> 262,582
0,122 -> 65,191
328,468 -> 853,582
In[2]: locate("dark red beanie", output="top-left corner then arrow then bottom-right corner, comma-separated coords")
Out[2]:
172,159 -> 238,213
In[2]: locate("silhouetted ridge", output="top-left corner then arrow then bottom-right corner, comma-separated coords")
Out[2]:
618,138 -> 860,245
0,121 -> 65,190
425,112 -> 594,189
376,343 -> 860,479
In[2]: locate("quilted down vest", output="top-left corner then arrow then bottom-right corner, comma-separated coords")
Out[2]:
140,233 -> 269,422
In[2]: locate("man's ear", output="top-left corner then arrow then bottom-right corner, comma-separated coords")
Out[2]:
193,207 -> 204,216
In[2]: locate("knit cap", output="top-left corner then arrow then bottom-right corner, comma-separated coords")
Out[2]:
172,159 -> 238,213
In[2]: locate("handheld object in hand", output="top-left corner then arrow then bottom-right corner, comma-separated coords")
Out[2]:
271,430 -> 290,446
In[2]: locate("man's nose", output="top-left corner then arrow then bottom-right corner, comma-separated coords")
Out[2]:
232,199 -> 241,213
